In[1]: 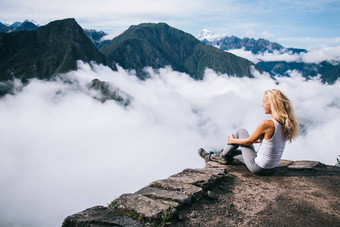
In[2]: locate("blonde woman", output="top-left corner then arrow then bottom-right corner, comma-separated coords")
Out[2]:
199,89 -> 299,175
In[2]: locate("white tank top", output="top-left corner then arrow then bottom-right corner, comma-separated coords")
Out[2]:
255,119 -> 287,169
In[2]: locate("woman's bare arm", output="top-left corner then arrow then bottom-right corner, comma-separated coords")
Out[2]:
227,120 -> 274,146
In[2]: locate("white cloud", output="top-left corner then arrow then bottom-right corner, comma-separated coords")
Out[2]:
227,45 -> 340,64
1,62 -> 340,226
302,45 -> 340,63
261,30 -> 273,39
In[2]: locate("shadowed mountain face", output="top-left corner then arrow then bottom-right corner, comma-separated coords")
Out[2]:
0,18 -> 115,84
257,60 -> 340,84
0,22 -> 10,33
13,21 -> 39,32
99,23 -> 259,80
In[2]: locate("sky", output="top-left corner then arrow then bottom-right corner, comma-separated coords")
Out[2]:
1,0 -> 340,49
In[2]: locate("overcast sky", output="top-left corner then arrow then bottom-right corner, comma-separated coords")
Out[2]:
1,0 -> 340,49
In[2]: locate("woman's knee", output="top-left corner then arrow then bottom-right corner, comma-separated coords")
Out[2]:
236,128 -> 249,138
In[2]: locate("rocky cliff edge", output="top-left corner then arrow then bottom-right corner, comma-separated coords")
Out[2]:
62,160 -> 340,226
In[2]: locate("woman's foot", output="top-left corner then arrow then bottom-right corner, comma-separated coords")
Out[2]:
198,148 -> 227,164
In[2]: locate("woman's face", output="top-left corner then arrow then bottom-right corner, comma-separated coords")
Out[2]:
262,95 -> 272,114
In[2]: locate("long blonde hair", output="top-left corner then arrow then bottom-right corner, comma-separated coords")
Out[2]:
265,89 -> 299,142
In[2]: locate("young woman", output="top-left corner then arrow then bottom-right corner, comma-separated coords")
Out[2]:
199,89 -> 299,175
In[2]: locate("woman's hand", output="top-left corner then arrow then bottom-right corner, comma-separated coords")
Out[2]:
227,133 -> 235,144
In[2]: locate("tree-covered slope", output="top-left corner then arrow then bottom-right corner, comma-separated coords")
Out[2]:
0,18 -> 116,82
99,23 -> 259,79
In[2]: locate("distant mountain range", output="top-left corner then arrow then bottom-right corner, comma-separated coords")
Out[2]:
197,29 -> 307,54
0,20 -> 39,33
197,29 -> 340,84
0,18 -> 339,97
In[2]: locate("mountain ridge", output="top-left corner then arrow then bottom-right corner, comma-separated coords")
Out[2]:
0,18 -> 116,96
99,22 -> 259,79
197,29 -> 307,54
197,29 -> 339,83
0,20 -> 39,33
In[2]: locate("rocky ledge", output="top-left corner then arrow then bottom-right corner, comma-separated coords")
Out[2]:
62,160 -> 340,226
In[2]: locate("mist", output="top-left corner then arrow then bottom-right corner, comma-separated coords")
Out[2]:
1,62 -> 340,226
227,45 -> 340,64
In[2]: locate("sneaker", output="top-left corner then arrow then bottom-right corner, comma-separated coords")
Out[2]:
209,153 -> 227,165
198,148 -> 210,163
198,148 -> 227,164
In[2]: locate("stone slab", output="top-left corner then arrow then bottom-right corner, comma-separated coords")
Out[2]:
205,161 -> 228,169
62,206 -> 144,227
136,186 -> 191,204
192,167 -> 227,176
149,179 -> 204,199
168,168 -> 218,188
278,159 -> 294,167
113,193 -> 176,219
288,161 -> 321,169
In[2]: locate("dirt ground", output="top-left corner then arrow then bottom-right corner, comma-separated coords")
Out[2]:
168,161 -> 340,227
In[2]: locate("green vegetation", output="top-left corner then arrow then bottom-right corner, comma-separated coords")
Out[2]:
108,200 -> 174,227
224,173 -> 235,178
108,201 -> 120,209
160,210 -> 173,226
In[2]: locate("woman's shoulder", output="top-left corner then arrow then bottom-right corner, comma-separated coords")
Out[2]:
260,119 -> 275,129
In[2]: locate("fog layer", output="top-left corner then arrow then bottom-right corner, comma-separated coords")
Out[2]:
0,62 -> 339,226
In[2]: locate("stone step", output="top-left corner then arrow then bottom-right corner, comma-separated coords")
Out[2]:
149,179 -> 204,199
113,193 -> 177,220
110,168 -> 227,222
167,168 -> 225,188
136,186 -> 191,204
63,167 -> 229,226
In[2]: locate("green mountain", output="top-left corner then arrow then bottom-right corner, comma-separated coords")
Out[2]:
99,23 -> 259,79
0,18 -> 116,95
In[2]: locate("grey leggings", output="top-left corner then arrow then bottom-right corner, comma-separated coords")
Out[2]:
222,128 -> 274,175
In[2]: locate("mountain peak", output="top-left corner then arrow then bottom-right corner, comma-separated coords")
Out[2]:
0,18 -> 115,95
99,22 -> 257,79
14,21 -> 39,32
197,29 -> 228,42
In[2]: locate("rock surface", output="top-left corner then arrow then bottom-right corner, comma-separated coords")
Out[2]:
62,160 -> 340,226
62,206 -> 144,227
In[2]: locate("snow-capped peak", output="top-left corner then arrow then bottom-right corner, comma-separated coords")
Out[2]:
196,29 -> 228,42
23,19 -> 39,26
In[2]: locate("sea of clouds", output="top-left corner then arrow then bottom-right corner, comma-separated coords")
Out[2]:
1,62 -> 340,226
